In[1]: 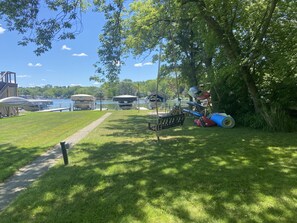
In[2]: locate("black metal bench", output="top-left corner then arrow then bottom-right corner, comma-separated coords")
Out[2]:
148,113 -> 185,140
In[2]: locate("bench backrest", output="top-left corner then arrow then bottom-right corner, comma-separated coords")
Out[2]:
148,113 -> 185,131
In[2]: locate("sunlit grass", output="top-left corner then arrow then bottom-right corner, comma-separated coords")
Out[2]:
0,111 -> 106,182
1,110 -> 297,222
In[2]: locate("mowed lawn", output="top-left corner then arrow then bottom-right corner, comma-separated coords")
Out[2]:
1,110 -> 297,222
0,111 -> 106,182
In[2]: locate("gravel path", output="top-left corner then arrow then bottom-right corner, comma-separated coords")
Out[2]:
0,112 -> 112,212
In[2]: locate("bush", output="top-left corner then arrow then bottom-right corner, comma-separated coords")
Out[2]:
237,106 -> 297,132
237,113 -> 266,129
267,105 -> 297,132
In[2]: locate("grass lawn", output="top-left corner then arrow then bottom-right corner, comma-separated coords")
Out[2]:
1,110 -> 297,222
0,111 -> 106,182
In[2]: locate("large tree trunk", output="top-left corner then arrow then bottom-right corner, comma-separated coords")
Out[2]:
241,65 -> 274,128
241,65 -> 262,113
188,0 -> 279,128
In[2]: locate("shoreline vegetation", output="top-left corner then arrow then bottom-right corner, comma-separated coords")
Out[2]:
1,110 -> 297,222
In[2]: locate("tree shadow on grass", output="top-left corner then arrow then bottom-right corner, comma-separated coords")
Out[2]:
0,143 -> 49,182
1,114 -> 297,222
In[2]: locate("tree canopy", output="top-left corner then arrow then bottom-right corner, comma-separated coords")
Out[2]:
0,0 -> 90,55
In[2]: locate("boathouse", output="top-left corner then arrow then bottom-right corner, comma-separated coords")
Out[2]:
0,71 -> 18,117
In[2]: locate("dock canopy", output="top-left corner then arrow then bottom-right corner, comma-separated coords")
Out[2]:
0,97 -> 31,106
112,95 -> 137,103
71,94 -> 96,110
70,94 -> 96,101
113,95 -> 138,110
147,94 -> 164,102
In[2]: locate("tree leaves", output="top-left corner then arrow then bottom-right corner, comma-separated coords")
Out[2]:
93,0 -> 124,82
0,0 -> 85,55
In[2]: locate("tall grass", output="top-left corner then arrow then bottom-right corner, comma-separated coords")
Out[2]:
268,105 -> 297,132
239,105 -> 297,132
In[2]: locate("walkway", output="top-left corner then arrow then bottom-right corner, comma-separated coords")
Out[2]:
0,112 -> 112,212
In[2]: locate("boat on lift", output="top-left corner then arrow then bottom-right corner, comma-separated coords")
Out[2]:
112,95 -> 138,110
71,94 -> 96,110
146,93 -> 165,109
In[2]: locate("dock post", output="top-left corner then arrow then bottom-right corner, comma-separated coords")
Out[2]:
60,141 -> 69,165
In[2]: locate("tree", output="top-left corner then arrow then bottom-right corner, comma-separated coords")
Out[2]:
125,0 -> 209,87
180,0 -> 297,129
91,0 -> 124,83
117,79 -> 136,95
0,0 -> 90,55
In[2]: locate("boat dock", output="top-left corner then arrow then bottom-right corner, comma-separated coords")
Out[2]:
38,107 -> 71,112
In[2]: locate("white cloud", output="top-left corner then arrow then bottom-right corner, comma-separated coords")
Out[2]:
62,45 -> 71,50
28,63 -> 42,67
17,75 -> 30,78
134,62 -> 153,67
72,53 -> 88,57
0,25 -> 5,34
143,62 -> 153,66
134,63 -> 143,67
70,84 -> 82,87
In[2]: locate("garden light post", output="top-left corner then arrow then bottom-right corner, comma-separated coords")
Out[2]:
60,141 -> 69,165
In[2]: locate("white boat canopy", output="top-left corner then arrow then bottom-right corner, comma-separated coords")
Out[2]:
70,94 -> 96,101
112,95 -> 138,102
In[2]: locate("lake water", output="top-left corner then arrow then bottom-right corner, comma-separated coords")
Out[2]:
50,98 -> 149,110
48,98 -> 189,111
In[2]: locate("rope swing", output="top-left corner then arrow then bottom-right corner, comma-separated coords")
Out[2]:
147,2 -> 185,140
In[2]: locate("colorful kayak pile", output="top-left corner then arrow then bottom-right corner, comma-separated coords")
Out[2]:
183,108 -> 235,128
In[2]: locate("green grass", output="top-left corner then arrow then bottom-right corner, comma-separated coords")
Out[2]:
0,111 -> 106,182
1,110 -> 297,222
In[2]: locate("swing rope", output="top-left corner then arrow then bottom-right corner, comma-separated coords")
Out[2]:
155,43 -> 162,117
148,0 -> 185,140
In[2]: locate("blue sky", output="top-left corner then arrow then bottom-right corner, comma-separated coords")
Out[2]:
0,9 -> 158,87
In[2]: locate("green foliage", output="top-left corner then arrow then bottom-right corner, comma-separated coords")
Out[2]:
93,0 -> 124,82
183,0 -> 296,130
18,85 -> 101,99
118,79 -> 137,95
265,105 -> 297,132
17,77 -> 182,100
125,0 -> 212,86
0,0 -> 88,55
237,106 -> 297,132
238,113 -> 267,129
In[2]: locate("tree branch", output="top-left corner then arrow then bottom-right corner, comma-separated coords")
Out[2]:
253,0 -> 279,48
182,0 -> 241,60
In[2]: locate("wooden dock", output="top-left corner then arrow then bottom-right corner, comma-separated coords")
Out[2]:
38,107 -> 71,112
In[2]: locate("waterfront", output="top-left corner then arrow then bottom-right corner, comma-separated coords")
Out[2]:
49,98 -> 188,111
50,98 -> 149,111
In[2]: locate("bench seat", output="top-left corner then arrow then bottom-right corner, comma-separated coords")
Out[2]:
148,113 -> 185,132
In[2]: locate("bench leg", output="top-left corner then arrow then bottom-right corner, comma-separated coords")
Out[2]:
156,131 -> 160,141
